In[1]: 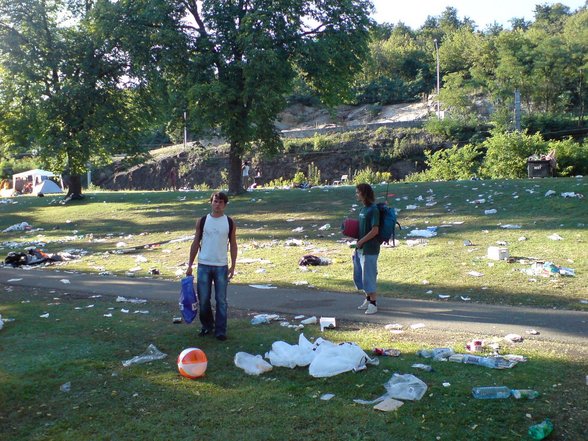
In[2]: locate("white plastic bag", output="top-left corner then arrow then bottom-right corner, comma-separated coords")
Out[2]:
122,344 -> 167,367
309,342 -> 379,378
265,333 -> 317,368
234,352 -> 273,375
384,373 -> 428,401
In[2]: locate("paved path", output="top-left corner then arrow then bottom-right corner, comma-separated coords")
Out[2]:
1,267 -> 587,344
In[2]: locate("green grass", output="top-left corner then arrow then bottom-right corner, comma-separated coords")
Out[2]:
0,287 -> 586,440
1,178 -> 587,310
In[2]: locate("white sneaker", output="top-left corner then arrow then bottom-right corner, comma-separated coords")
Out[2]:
357,299 -> 370,310
365,303 -> 378,315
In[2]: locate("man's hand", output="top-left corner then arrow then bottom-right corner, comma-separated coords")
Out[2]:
228,266 -> 235,280
186,266 -> 193,276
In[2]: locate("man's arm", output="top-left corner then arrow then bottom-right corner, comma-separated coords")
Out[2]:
186,218 -> 202,276
357,226 -> 379,249
228,222 -> 238,279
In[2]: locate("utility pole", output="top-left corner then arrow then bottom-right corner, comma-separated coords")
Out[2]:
183,111 -> 187,149
514,89 -> 521,131
434,39 -> 440,119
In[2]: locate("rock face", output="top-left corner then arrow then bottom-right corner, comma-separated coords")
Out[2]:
94,102 -> 436,191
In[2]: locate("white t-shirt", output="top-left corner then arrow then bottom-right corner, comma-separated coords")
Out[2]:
198,214 -> 230,266
242,165 -> 250,177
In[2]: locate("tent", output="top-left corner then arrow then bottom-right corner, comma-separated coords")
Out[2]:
12,169 -> 61,193
32,179 -> 64,195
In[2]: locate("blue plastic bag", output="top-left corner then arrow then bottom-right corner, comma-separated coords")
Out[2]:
179,275 -> 198,324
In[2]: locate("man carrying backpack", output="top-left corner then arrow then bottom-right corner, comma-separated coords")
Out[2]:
354,183 -> 380,315
186,192 -> 238,340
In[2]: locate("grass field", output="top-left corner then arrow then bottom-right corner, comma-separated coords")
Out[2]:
1,178 -> 587,440
1,177 -> 586,310
0,286 -> 586,441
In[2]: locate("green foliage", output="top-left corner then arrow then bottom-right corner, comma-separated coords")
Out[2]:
292,171 -> 306,186
480,131 -> 548,179
352,167 -> 392,185
0,157 -> 41,179
549,137 -> 588,176
424,116 -> 481,142
405,144 -> 482,182
307,162 -> 322,186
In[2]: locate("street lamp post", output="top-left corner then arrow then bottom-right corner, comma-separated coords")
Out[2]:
434,38 -> 440,119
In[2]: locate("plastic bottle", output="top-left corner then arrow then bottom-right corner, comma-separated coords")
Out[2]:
528,418 -> 553,440
416,347 -> 454,360
472,386 -> 511,399
511,389 -> 540,399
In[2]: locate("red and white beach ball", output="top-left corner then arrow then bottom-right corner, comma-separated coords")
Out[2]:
177,348 -> 208,379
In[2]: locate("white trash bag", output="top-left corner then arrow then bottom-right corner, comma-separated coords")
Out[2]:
234,352 -> 273,376
309,341 -> 379,378
265,333 -> 316,368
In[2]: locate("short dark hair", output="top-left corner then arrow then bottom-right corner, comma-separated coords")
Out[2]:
356,183 -> 375,205
210,191 -> 229,204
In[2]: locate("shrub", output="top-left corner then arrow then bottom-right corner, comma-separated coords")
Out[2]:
352,167 -> 392,185
419,144 -> 482,181
549,137 -> 588,176
480,130 -> 548,179
425,115 -> 480,142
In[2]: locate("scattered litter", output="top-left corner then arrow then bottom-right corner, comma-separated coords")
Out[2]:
320,393 -> 335,401
449,354 -> 517,369
284,239 -> 304,246
319,317 -> 336,332
318,224 -> 331,231
373,348 -> 401,357
410,323 -> 426,330
460,296 -> 471,301
442,382 -> 451,387
417,347 -> 454,360
60,382 -> 71,393
133,310 -> 149,314
411,364 -> 433,372
561,192 -> 583,198
294,315 -> 305,320
544,190 -> 556,197
234,352 -> 273,375
2,221 -> 31,232
251,314 -> 281,325
122,344 -> 167,367
60,279 -> 70,284
504,333 -> 524,343
500,224 -> 521,229
487,245 -> 508,260
291,227 -> 304,233
463,240 -> 473,246
40,313 -> 49,318
300,316 -> 317,325
249,284 -> 277,289
116,296 -> 147,304
384,323 -> 403,330
104,313 -> 112,317
438,294 -> 450,299
484,209 -> 497,215
407,229 -> 437,238
406,238 -> 429,246
465,340 -> 484,352
298,255 -> 331,266
292,280 -> 308,285
526,329 -> 540,335
528,418 -> 554,440
7,278 -> 23,282
468,271 -> 484,277
406,205 -> 418,210
548,233 -> 563,241
373,398 -> 404,412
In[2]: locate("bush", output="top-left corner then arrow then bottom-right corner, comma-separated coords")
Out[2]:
480,130 -> 548,179
421,144 -> 482,181
352,167 -> 392,185
425,116 -> 481,143
549,137 -> 588,176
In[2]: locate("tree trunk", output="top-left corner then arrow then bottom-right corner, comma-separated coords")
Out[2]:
228,141 -> 244,195
64,174 -> 84,200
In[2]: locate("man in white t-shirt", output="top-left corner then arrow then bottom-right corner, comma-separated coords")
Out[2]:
186,192 -> 238,340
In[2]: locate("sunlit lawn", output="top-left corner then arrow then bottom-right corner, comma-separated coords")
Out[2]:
1,178 -> 586,310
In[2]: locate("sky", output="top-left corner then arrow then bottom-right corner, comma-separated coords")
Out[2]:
370,0 -> 586,29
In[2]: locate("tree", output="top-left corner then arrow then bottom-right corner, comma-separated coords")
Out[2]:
172,0 -> 373,194
0,0 -> 165,199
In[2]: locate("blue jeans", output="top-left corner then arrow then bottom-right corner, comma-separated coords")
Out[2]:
353,250 -> 378,294
197,264 -> 229,337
